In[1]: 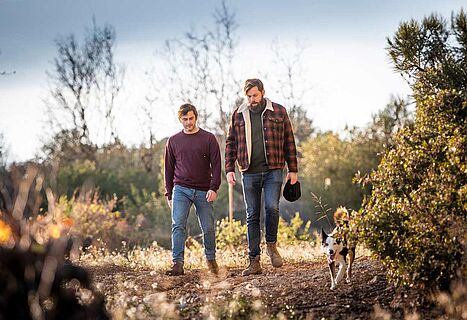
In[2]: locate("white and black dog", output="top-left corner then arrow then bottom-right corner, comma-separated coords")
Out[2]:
321,207 -> 356,290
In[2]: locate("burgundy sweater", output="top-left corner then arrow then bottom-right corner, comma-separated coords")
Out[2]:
164,128 -> 221,200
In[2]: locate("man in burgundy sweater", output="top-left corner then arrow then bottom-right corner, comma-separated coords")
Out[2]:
164,103 -> 221,276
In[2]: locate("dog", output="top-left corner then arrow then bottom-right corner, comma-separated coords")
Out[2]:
321,207 -> 356,290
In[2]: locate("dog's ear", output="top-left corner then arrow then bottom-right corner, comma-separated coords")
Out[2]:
321,228 -> 328,241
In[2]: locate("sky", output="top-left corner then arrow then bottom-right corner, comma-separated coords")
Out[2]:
0,0 -> 465,162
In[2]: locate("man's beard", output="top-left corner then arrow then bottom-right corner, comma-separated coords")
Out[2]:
249,98 -> 265,113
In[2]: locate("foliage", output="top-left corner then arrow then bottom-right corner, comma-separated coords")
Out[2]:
277,213 -> 312,243
215,218 -> 247,250
299,94 -> 413,225
349,95 -> 413,151
52,160 -> 156,208
299,132 -> 370,216
45,140 -> 163,205
270,40 -> 315,144
157,1 -> 241,137
122,186 -> 168,226
357,90 -> 466,290
41,129 -> 98,165
387,10 -> 467,95
45,20 -> 124,147
0,242 -> 110,319
121,186 -> 172,248
56,194 -> 130,249
0,132 -> 6,168
357,10 -> 467,290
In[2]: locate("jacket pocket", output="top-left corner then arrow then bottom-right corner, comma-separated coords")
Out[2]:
268,116 -> 284,136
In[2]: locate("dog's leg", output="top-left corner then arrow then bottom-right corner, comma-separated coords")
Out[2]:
328,261 -> 337,290
346,247 -> 356,283
335,259 -> 347,286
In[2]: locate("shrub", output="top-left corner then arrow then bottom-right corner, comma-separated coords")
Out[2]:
277,212 -> 312,244
0,241 -> 110,319
356,10 -> 467,291
0,215 -> 110,319
55,194 -> 130,249
357,91 -> 466,290
215,218 -> 247,250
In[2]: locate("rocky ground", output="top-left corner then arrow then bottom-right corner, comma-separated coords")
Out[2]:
88,256 -> 449,319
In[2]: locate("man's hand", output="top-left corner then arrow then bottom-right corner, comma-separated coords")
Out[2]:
287,172 -> 298,185
206,190 -> 217,203
226,172 -> 236,185
166,197 -> 172,209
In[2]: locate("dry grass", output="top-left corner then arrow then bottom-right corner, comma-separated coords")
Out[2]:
79,239 -> 376,319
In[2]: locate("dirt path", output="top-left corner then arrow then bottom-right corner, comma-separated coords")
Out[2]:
88,257 -> 441,319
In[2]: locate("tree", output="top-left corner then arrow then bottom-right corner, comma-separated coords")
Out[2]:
364,95 -> 413,147
298,95 -> 413,228
387,10 -> 467,95
300,132 -> 361,214
0,49 -> 16,76
0,132 -> 8,215
0,132 -> 6,167
45,20 -> 124,159
347,95 -> 413,164
155,1 -> 242,136
270,39 -> 314,144
357,10 -> 467,290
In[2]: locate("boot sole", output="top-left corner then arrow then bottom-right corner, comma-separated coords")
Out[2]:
241,270 -> 262,276
165,271 -> 185,276
166,273 -> 185,276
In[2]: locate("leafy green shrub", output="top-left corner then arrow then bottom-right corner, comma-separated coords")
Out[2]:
357,90 -> 466,290
55,194 -> 131,249
122,185 -> 170,227
215,214 -> 313,250
54,159 -> 160,209
121,186 -> 173,248
357,11 -> 467,291
277,212 -> 312,244
215,218 -> 247,250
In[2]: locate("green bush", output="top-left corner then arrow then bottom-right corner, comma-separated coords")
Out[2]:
277,212 -> 312,244
215,214 -> 313,250
121,186 -> 172,248
215,218 -> 247,250
357,10 -> 467,291
357,90 -> 466,290
56,194 -> 130,249
54,159 -> 160,209
122,185 -> 170,226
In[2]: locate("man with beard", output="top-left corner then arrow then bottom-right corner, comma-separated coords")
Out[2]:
225,79 -> 298,276
164,103 -> 221,276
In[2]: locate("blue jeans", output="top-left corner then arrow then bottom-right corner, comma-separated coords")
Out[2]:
241,169 -> 283,257
171,185 -> 216,263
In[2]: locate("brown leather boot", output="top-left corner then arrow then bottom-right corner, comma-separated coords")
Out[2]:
266,241 -> 283,267
165,261 -> 184,276
241,255 -> 262,276
206,259 -> 219,275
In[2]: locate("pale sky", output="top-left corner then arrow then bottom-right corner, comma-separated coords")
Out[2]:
0,0 -> 465,162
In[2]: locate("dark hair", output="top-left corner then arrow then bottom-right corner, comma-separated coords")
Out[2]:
244,78 -> 264,94
178,103 -> 198,119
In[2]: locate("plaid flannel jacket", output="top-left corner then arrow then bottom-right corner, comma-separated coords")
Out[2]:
225,98 -> 298,173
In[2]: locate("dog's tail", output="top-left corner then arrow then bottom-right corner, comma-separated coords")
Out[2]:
334,207 -> 350,226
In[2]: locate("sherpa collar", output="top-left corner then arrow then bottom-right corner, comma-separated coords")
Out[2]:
236,97 -> 274,166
